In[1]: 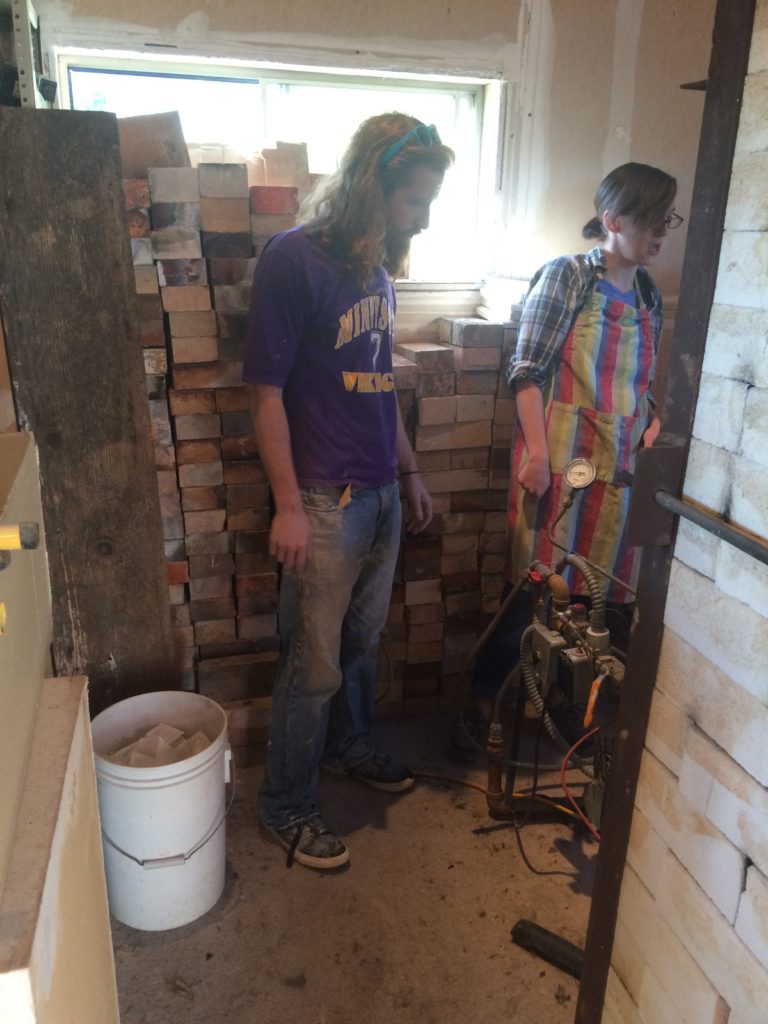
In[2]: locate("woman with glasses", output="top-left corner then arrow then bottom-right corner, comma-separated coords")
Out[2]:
450,161 -> 681,760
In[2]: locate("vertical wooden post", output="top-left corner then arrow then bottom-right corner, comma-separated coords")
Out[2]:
0,108 -> 177,714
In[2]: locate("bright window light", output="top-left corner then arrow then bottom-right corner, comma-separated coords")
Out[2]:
63,57 -> 491,283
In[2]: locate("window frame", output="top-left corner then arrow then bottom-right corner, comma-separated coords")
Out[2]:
54,47 -> 502,304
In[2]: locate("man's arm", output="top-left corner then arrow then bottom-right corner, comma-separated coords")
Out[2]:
396,404 -> 432,533
515,379 -> 551,498
248,382 -> 311,570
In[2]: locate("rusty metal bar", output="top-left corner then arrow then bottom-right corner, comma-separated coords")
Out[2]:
655,491 -> 768,567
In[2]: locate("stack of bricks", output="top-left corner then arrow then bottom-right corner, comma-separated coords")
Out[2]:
124,161 -> 522,742
380,317 -> 518,713
123,163 -> 301,697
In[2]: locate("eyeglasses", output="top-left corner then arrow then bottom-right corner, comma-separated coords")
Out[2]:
664,210 -> 684,229
378,124 -> 439,170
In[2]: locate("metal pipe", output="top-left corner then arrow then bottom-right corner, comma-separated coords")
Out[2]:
655,490 -> 768,567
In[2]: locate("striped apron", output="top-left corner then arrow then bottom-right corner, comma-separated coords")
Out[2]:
506,285 -> 655,603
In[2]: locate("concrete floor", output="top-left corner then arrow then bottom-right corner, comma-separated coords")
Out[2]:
112,713 -> 596,1024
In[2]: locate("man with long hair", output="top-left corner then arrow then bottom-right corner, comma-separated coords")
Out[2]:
244,113 -> 454,870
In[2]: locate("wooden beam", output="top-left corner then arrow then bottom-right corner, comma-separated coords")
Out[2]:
0,108 -> 177,713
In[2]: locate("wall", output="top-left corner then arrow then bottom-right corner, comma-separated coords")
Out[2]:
604,4 -> 768,1021
39,0 -> 713,296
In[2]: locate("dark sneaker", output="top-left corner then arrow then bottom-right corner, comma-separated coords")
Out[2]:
262,815 -> 350,870
323,752 -> 415,792
446,709 -> 489,764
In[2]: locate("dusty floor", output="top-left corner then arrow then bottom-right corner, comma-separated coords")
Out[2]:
112,713 -> 596,1024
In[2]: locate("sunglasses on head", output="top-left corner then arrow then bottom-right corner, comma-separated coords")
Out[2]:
377,124 -> 439,170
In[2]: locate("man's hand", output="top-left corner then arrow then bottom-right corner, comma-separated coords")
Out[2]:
401,473 -> 433,533
269,508 -> 312,571
518,453 -> 551,498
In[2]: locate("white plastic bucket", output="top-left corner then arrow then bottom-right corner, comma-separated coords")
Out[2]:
91,690 -> 231,931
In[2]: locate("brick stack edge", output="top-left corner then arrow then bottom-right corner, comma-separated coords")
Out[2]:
123,161 -> 520,754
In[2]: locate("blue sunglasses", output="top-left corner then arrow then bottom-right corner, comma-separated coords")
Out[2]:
378,123 -> 439,170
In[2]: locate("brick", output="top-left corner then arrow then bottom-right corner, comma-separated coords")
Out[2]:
725,150 -> 768,231
148,167 -> 200,202
493,397 -> 516,424
407,622 -> 444,644
169,389 -> 216,416
441,550 -> 478,576
228,508 -> 269,531
123,178 -> 151,209
438,317 -> 504,349
713,230 -> 768,309
161,284 -> 212,313
731,453 -> 768,539
139,318 -> 165,347
416,372 -> 455,398
178,461 -> 224,488
406,603 -> 445,625
238,613 -> 278,640
673,517 -> 718,580
665,561 -> 768,704
615,865 -> 730,1024
405,579 -> 442,605
737,66 -> 768,151
189,553 -> 235,578
249,213 -> 296,246
183,508 -> 226,534
143,348 -> 167,376
657,850 -> 768,1023
645,687 -> 687,775
453,346 -> 502,371
402,558 -> 441,582
173,362 -> 245,390
190,596 -> 236,622
637,749 -> 745,922
626,806 -> 667,895
692,373 -> 749,451
150,204 -> 203,260
249,185 -> 299,214
221,436 -> 259,461
223,461 -> 266,485
235,552 -> 276,574
456,370 -> 498,395
167,561 -> 189,585
194,619 -> 237,645
181,485 -> 225,512
679,725 -> 768,880
176,439 -> 222,464
227,483 -> 269,510
417,396 -> 456,425
201,231 -> 253,259
455,394 -> 494,422
131,237 -> 153,265
392,353 -> 417,390
421,469 -> 488,493
236,574 -> 279,615
188,575 -> 232,600
221,410 -> 252,436
735,866 -> 768,970
415,420 -> 492,452
175,413 -> 221,441
159,492 -> 181,517
201,197 -> 250,234
127,208 -> 150,238
171,335 -> 219,364
162,516 -> 184,541
703,304 -> 768,389
168,310 -> 218,337
656,629 -> 768,786
157,257 -> 208,287
134,265 -> 158,294
185,531 -> 231,556
197,652 -> 278,701
234,531 -> 271,554
212,284 -> 251,314
394,341 -> 454,372
742,385 -> 768,470
198,163 -> 249,199
216,386 -> 250,412
168,583 -> 186,605
156,469 -> 178,496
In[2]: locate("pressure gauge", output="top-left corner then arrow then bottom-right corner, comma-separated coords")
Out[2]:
563,457 -> 596,490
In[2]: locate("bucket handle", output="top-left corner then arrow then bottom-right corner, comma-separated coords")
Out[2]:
101,746 -> 236,870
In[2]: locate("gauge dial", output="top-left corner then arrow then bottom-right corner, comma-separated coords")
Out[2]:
563,457 -> 596,489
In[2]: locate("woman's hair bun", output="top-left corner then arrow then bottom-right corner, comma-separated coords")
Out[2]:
582,215 -> 605,240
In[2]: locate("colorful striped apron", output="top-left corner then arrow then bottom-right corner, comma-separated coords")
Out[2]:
506,285 -> 655,603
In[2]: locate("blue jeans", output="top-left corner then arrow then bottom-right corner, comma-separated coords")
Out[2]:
258,481 -> 401,828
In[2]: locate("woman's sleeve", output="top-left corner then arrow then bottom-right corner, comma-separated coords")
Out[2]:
507,256 -> 585,390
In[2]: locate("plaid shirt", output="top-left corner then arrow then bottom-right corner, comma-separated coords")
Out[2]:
507,246 -> 663,392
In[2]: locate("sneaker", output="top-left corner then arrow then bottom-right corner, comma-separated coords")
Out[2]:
323,752 -> 415,792
262,815 -> 350,870
446,709 -> 489,764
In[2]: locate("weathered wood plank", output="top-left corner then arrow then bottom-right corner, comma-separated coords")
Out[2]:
0,109 -> 177,713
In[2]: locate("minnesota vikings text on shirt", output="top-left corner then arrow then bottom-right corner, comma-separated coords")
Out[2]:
335,295 -> 391,350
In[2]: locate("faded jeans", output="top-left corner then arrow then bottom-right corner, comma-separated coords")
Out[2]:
258,481 -> 401,828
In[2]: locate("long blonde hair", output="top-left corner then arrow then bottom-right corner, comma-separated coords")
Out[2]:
304,112 -> 454,285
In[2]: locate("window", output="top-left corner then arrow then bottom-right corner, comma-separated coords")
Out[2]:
58,51 -> 497,283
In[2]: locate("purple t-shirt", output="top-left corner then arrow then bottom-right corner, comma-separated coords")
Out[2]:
243,227 -> 398,488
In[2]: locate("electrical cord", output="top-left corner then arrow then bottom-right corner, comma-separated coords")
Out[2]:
560,727 -> 602,843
